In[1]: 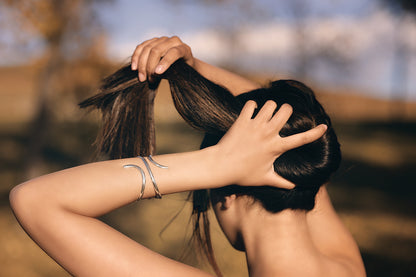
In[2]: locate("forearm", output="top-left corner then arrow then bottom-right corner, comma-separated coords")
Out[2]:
193,58 -> 260,95
10,147 -> 226,219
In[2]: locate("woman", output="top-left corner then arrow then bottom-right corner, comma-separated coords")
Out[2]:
10,36 -> 365,276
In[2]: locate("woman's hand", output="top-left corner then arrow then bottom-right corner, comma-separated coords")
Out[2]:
130,35 -> 259,94
131,36 -> 194,82
216,100 -> 327,189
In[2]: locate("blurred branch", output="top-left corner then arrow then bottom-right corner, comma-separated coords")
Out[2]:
0,0 -> 112,178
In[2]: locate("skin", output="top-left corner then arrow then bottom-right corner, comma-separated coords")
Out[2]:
211,189 -> 365,277
9,36 -> 366,277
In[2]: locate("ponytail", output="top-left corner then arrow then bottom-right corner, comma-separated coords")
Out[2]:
79,59 -> 240,159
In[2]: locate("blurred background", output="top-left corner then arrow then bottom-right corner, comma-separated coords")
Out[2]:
0,0 -> 415,276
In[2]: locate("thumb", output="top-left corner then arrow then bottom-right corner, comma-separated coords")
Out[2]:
280,124 -> 327,152
264,172 -> 295,190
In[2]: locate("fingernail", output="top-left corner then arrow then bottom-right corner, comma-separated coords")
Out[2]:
155,65 -> 164,74
131,62 -> 137,70
139,72 -> 145,82
320,124 -> 328,130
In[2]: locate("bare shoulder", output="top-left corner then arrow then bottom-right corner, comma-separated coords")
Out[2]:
261,254 -> 365,277
307,186 -> 366,277
318,254 -> 366,277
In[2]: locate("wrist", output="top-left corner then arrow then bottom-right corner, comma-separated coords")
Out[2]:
191,58 -> 204,71
180,145 -> 235,190
148,146 -> 232,194
206,145 -> 237,187
184,45 -> 195,67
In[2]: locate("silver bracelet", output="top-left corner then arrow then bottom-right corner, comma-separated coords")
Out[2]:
123,164 -> 146,201
139,156 -> 168,199
123,156 -> 168,200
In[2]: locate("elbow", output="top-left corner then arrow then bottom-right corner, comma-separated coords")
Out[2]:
9,181 -> 46,226
10,184 -> 25,214
10,183 -> 32,221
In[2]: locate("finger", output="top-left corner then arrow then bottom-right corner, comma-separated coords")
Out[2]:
253,100 -> 277,122
269,103 -> 293,131
146,41 -> 180,78
155,46 -> 186,74
137,37 -> 169,81
265,171 -> 296,190
238,100 -> 258,121
280,124 -> 327,151
131,38 -> 158,70
148,37 -> 187,75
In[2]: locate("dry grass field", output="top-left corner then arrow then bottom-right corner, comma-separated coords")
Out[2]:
0,65 -> 415,276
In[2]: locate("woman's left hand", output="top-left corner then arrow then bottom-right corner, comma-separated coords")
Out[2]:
216,100 -> 327,189
131,36 -> 194,82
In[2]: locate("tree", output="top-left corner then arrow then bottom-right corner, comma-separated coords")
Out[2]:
0,0 -> 111,177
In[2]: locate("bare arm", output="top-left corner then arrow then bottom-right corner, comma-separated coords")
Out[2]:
192,58 -> 260,94
10,102 -> 327,277
131,36 -> 260,96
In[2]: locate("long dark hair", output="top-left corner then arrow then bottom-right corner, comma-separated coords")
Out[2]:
79,59 -> 341,276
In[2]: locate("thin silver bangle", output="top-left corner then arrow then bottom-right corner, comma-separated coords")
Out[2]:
148,155 -> 168,169
139,156 -> 162,199
123,164 -> 146,201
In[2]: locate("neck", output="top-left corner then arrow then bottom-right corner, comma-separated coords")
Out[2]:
241,207 -> 318,276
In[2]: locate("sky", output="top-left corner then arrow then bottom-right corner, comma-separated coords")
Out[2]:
97,0 -> 416,101
1,0 -> 415,101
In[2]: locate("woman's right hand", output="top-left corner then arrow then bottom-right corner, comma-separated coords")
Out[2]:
131,36 -> 194,82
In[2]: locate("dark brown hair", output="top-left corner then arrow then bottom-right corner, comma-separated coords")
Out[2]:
79,59 -> 341,276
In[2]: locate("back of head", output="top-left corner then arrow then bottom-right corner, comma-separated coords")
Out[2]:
200,80 -> 341,213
